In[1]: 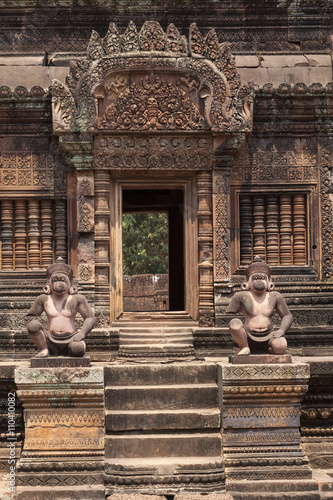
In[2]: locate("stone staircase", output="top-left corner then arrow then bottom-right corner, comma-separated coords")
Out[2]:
104,362 -> 225,496
113,312 -> 197,361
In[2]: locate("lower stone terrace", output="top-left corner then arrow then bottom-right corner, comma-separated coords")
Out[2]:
0,356 -> 332,500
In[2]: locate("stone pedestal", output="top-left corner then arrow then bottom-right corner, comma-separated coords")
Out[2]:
218,362 -> 320,499
0,364 -> 22,476
14,364 -> 105,500
301,359 -> 333,469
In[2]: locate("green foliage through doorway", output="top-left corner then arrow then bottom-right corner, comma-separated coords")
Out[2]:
122,212 -> 168,275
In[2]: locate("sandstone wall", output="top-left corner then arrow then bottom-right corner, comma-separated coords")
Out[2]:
123,274 -> 169,312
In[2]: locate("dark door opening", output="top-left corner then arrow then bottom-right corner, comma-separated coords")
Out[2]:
122,189 -> 184,311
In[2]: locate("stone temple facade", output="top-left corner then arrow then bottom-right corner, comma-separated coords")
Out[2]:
1,1 -> 333,499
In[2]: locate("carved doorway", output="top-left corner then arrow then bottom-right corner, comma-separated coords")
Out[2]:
109,176 -> 198,323
122,188 -> 184,313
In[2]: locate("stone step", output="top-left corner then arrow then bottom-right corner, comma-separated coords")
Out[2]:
115,311 -> 194,320
106,433 -> 222,458
104,362 -> 217,386
118,343 -> 193,350
105,384 -> 218,411
106,408 -> 220,431
115,321 -> 197,327
312,470 -> 333,499
119,336 -> 193,344
227,479 -> 320,494
118,327 -> 194,334
105,456 -> 224,475
231,493 -> 319,500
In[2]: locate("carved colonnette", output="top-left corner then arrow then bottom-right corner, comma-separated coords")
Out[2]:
15,365 -> 105,499
198,171 -> 214,326
219,362 -> 320,498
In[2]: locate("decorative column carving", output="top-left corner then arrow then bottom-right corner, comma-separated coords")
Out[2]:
58,135 -> 95,298
319,137 -> 333,280
266,195 -> 279,266
1,200 -> 14,270
293,194 -> 307,265
252,195 -> 266,261
280,194 -> 293,265
198,171 -> 214,326
94,170 -> 111,323
27,199 -> 41,269
14,200 -> 27,270
54,199 -> 67,261
40,199 -> 54,268
239,195 -> 253,266
77,174 -> 95,286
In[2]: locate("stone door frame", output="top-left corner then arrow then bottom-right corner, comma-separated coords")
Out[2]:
109,174 -> 199,323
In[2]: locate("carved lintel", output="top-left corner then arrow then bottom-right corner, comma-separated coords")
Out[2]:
94,135 -> 212,170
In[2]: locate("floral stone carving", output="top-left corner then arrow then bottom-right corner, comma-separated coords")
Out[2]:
51,21 -> 254,135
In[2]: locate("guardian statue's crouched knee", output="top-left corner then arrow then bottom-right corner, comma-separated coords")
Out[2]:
226,256 -> 293,356
27,258 -> 96,358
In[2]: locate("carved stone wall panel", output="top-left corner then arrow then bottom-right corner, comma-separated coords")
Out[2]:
301,360 -> 333,468
219,362 -> 312,480
1,6 -> 331,55
223,405 -> 300,429
231,137 -> 319,184
213,171 -> 230,281
93,135 -> 212,170
96,71 -> 207,132
0,137 -> 54,191
319,137 -> 333,281
78,176 -> 94,197
0,199 -> 67,270
78,198 -> 94,232
15,366 -> 104,497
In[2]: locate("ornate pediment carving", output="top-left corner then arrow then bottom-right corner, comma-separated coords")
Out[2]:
52,21 -> 254,135
96,72 -> 207,132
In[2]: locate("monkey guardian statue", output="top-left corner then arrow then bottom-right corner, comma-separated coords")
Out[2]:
27,258 -> 96,358
226,256 -> 293,356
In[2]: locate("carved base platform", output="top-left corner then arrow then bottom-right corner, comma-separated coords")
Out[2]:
227,479 -> 321,499
229,354 -> 293,364
301,359 -> 333,469
16,485 -> 105,500
14,364 -> 105,500
104,457 -> 225,496
218,362 -> 319,497
30,356 -> 91,368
